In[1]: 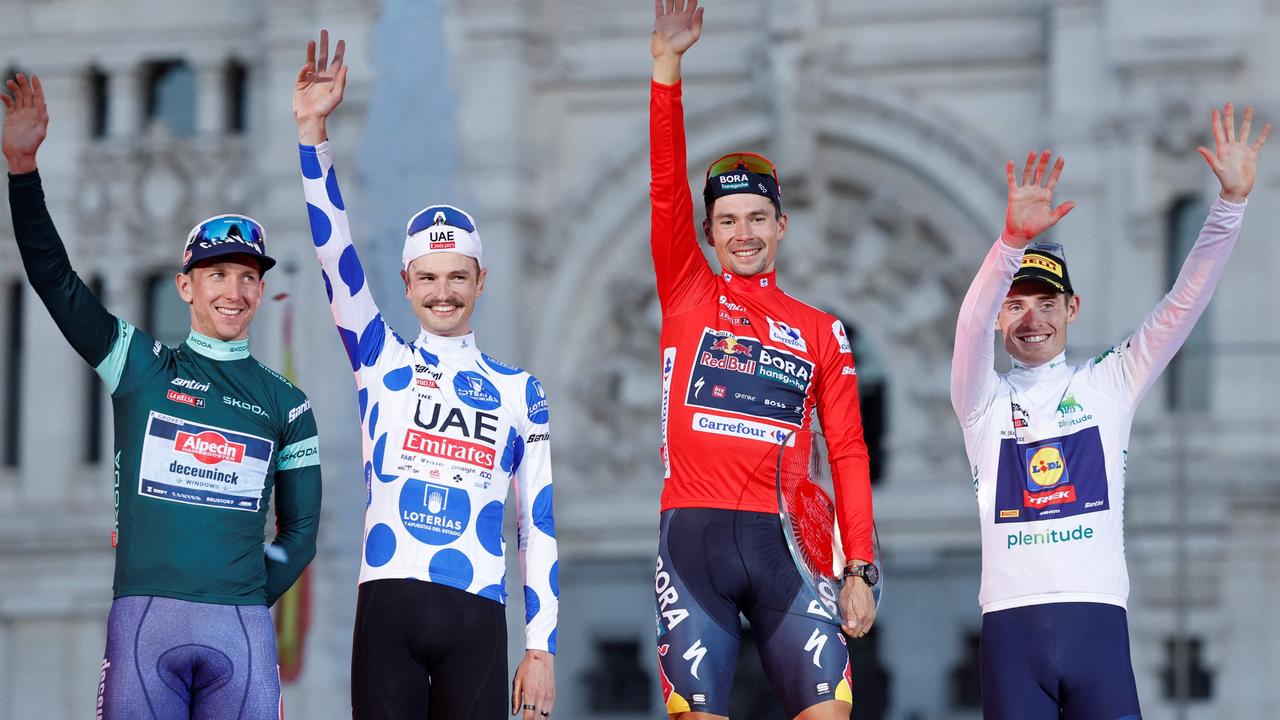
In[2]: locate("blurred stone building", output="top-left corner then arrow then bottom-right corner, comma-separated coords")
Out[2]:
1,1 -> 1278,718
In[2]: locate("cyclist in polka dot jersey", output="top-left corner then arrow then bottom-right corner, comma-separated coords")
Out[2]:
294,32 -> 558,719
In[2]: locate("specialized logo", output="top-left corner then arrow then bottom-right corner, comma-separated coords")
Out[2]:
832,320 -> 852,353
692,413 -> 795,446
766,317 -> 807,352
175,430 -> 246,465
403,428 -> 495,469
166,389 -> 205,408
399,479 -> 471,545
453,371 -> 502,411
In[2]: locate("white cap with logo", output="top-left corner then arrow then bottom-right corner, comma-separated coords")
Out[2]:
401,204 -> 483,270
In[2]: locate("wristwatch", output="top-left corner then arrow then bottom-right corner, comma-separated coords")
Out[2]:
841,562 -> 879,587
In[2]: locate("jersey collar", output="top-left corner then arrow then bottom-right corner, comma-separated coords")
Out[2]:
720,268 -> 777,293
415,327 -> 479,355
1010,351 -> 1068,375
185,329 -> 250,361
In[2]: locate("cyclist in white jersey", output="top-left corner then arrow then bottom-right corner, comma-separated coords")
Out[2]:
293,31 -> 557,720
951,104 -> 1268,719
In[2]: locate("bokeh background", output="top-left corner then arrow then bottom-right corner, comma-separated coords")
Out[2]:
2,0 -> 1279,718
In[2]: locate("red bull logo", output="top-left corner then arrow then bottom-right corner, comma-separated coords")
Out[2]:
701,333 -> 757,374
175,430 -> 245,465
656,645 -> 691,713
710,336 -> 752,356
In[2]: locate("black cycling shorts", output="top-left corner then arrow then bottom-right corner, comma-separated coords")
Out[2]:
352,579 -> 508,719
654,508 -> 853,717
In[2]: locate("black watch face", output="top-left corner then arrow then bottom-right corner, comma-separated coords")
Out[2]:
862,563 -> 880,586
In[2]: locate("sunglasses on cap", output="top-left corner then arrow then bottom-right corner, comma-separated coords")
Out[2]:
705,152 -> 780,184
1026,240 -> 1066,261
406,205 -> 477,236
185,215 -> 266,253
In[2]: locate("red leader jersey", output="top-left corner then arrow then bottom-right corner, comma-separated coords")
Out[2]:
650,80 -> 875,563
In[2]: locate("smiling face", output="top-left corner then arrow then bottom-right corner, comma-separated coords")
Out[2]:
997,280 -> 1081,366
175,254 -> 264,341
702,193 -> 786,277
401,252 -> 486,337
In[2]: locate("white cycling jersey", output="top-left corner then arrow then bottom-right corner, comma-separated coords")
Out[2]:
299,141 -> 558,652
951,197 -> 1244,614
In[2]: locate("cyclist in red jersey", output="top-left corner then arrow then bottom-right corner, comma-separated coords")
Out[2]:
650,2 -> 876,718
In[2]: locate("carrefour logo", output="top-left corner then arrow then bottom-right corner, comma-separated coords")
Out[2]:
691,413 -> 795,446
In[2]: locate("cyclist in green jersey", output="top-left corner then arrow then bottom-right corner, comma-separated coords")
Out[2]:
4,72 -> 322,719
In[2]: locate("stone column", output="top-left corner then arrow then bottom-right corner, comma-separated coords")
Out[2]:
106,61 -> 145,140
193,57 -> 228,137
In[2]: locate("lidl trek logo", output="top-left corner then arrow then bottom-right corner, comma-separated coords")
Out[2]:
1023,442 -> 1074,508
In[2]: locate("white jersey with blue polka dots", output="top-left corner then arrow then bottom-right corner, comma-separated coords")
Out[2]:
299,141 -> 559,653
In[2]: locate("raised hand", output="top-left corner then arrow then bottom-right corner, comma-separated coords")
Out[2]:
1002,150 -> 1076,249
1198,103 -> 1270,204
294,29 -> 348,145
652,0 -> 704,84
1,73 -> 49,174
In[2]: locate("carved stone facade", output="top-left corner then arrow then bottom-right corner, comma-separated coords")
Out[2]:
1,1 -> 1279,718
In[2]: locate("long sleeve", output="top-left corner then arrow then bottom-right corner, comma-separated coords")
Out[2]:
298,142 -> 400,390
511,375 -> 558,653
8,171 -> 122,371
650,80 -> 716,314
814,319 -> 874,564
264,397 -> 323,606
1089,197 -> 1245,407
951,237 -> 1023,427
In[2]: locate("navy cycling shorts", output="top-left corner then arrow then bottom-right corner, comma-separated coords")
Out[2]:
654,508 -> 852,717
980,602 -> 1141,720
98,595 -> 280,720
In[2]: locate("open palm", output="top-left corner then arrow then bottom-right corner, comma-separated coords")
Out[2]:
1004,150 -> 1075,248
652,0 -> 704,58
1198,103 -> 1270,203
1,74 -> 49,171
293,30 -> 347,126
